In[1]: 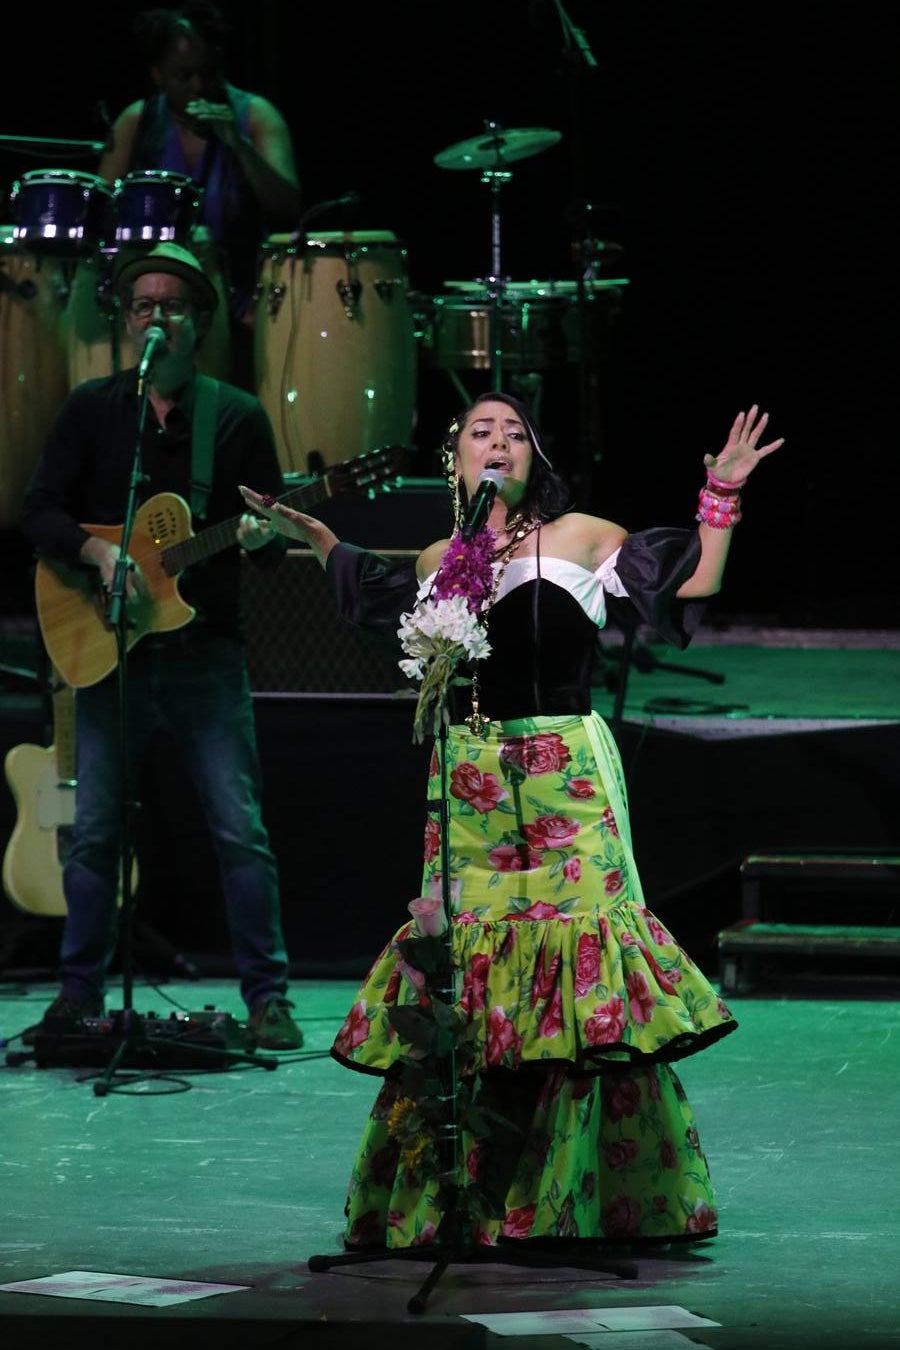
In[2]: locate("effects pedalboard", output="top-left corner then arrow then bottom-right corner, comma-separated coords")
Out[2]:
18,1006 -> 264,1069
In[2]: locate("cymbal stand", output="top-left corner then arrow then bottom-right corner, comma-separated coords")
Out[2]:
477,121 -> 516,390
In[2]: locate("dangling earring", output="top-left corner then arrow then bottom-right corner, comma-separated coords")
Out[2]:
442,427 -> 464,534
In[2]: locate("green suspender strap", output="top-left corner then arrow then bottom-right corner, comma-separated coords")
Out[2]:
190,374 -> 219,521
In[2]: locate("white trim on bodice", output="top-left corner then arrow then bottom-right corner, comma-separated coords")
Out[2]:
419,549 -> 629,629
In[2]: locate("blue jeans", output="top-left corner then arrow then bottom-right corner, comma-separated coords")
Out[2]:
61,627 -> 290,1012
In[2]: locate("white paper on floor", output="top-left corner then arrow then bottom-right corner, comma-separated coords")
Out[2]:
0,1270 -> 250,1307
462,1305 -> 722,1336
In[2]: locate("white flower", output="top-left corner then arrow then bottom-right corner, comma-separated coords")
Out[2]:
397,595 -> 492,742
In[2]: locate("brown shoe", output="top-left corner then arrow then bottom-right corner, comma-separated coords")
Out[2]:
248,996 -> 304,1051
21,992 -> 104,1047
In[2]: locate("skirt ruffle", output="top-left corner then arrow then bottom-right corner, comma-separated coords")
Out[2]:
342,1061 -> 719,1248
332,900 -> 736,1077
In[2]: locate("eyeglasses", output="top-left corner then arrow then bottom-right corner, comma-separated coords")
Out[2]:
127,297 -> 193,319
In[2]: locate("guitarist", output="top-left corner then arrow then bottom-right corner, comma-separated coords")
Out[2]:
18,240 -> 303,1052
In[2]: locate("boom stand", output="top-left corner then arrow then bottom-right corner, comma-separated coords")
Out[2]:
308,712 -> 638,1312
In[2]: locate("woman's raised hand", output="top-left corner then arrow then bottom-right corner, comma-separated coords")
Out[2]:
704,405 -> 784,484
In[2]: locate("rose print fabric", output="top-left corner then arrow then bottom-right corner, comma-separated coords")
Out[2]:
332,712 -> 736,1248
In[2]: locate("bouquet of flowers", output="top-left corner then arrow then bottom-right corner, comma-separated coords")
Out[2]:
398,527 -> 496,743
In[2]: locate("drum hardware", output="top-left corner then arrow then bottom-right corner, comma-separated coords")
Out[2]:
264,280 -> 288,318
336,277 -> 362,317
0,270 -> 37,302
374,279 -> 403,300
433,120 -> 563,387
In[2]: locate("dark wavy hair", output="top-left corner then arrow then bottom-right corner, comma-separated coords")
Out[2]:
443,391 -> 574,524
133,2 -> 231,70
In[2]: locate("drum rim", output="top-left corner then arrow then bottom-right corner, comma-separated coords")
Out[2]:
119,170 -> 198,189
262,229 -> 401,253
13,169 -> 113,190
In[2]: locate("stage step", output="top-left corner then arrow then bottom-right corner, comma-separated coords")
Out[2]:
717,851 -> 900,995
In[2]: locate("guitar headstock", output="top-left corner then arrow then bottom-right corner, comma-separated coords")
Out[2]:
325,444 -> 407,497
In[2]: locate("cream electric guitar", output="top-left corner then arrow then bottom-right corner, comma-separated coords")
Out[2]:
34,444 -> 404,690
2,680 -> 138,917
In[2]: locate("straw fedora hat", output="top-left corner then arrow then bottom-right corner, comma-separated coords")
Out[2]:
114,241 -> 219,313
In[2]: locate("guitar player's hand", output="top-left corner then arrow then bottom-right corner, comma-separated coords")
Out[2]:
79,536 -> 144,603
236,511 -> 278,552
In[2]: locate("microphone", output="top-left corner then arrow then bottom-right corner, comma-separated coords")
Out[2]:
138,326 -> 167,382
289,191 -> 361,241
461,469 -> 505,542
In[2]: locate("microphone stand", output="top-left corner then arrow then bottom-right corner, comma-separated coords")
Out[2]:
90,362 -> 272,1092
91,367 -> 151,1096
308,688 -> 637,1311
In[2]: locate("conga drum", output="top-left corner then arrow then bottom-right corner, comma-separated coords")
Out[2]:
253,231 -> 417,476
62,226 -> 232,389
0,229 -> 69,527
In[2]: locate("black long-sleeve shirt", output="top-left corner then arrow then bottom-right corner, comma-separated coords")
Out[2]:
20,368 -> 287,643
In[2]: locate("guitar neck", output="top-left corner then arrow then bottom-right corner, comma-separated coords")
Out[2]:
53,682 -> 77,782
160,477 -> 334,576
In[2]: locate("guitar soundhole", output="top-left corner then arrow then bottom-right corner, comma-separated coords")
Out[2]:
146,507 -> 179,544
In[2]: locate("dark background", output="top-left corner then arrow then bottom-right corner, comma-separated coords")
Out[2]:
2,0 -> 897,627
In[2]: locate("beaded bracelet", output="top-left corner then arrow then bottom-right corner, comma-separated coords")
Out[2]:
697,484 -> 742,528
706,469 -> 747,494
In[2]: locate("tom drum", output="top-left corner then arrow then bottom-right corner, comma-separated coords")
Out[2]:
0,229 -> 68,527
115,170 -> 201,245
423,288 -> 570,372
9,169 -> 117,258
253,231 -> 417,475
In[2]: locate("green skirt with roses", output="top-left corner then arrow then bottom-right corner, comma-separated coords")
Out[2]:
331,712 -> 737,1249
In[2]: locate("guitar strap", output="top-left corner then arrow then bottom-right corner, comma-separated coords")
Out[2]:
190,374 -> 219,521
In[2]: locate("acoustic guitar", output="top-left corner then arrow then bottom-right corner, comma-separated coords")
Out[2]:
34,444 -> 405,690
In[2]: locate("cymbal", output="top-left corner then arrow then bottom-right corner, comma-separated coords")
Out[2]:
434,127 -> 562,170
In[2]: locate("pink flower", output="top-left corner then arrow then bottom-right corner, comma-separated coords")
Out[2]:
522,813 -> 580,851
584,994 -> 626,1045
408,895 -> 447,937
565,777 -> 596,799
563,857 -> 581,883
626,970 -> 657,1023
574,932 -> 602,997
423,816 -> 440,864
499,733 -> 572,776
334,1001 -> 370,1056
485,1006 -> 523,1066
451,762 -> 508,813
488,843 -> 543,872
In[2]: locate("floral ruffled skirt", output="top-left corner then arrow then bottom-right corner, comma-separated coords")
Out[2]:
332,713 -> 736,1247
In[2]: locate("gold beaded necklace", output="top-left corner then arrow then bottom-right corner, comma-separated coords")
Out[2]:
465,517 -> 541,737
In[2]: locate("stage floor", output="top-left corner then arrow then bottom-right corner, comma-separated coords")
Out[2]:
1,975 -> 898,1350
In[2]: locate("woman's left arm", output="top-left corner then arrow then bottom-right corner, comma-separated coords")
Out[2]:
678,404 -> 784,598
